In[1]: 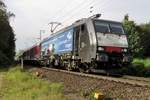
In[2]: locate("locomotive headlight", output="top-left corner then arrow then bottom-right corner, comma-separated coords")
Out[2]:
98,47 -> 104,51
122,48 -> 127,52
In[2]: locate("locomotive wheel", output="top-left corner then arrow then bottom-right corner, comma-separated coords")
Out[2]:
79,67 -> 90,73
66,62 -> 72,71
66,66 -> 72,71
79,68 -> 85,73
79,63 -> 89,73
85,69 -> 90,73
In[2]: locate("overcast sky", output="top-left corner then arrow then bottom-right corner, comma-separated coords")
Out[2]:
5,0 -> 150,51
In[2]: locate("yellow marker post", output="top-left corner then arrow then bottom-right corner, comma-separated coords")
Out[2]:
35,71 -> 40,77
94,92 -> 104,100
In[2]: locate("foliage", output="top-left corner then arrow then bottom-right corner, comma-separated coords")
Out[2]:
0,0 -> 6,9
0,0 -> 15,66
132,58 -> 150,68
123,14 -> 143,57
120,58 -> 150,77
0,66 -> 66,100
123,14 -> 150,58
139,23 -> 150,57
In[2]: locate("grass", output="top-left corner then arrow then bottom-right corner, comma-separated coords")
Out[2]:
0,66 -> 67,100
132,58 -> 150,68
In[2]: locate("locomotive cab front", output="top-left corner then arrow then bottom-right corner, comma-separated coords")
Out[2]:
92,19 -> 131,66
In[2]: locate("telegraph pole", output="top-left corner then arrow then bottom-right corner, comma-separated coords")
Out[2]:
21,57 -> 24,69
38,30 -> 45,41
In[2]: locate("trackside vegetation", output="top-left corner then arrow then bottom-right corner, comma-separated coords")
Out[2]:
121,15 -> 150,77
0,66 -> 67,100
132,58 -> 150,68
119,58 -> 150,77
123,14 -> 150,58
0,0 -> 16,66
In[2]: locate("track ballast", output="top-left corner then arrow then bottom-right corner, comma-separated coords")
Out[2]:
29,66 -> 150,99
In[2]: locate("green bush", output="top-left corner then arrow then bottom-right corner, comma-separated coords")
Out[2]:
132,58 -> 150,68
144,58 -> 150,68
120,58 -> 150,77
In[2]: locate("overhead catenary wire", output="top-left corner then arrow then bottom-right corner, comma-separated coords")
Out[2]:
61,0 -> 96,22
49,0 -> 111,26
80,0 -> 111,19
62,0 -> 110,24
59,0 -> 98,27
61,0 -> 111,26
53,0 -> 89,22
47,0 -> 89,31
50,0 -> 77,21
47,0 -> 111,32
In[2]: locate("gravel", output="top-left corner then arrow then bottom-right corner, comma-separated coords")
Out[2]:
30,67 -> 150,100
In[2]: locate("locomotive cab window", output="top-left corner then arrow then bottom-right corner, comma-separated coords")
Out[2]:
94,20 -> 125,34
94,21 -> 109,33
109,23 -> 125,34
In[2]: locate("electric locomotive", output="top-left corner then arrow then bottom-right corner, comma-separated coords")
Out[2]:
39,14 -> 131,72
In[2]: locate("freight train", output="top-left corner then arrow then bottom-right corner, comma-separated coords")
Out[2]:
21,14 -> 132,72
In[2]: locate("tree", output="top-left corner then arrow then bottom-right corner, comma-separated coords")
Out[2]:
139,22 -> 150,57
123,14 -> 143,57
0,0 -> 15,66
0,0 -> 5,8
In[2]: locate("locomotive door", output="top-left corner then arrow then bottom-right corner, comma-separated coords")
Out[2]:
76,24 -> 91,62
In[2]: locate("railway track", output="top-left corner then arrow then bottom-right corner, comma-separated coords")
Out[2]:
123,75 -> 150,83
30,66 -> 150,99
42,67 -> 150,88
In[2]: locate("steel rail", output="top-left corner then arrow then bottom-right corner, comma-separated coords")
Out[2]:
42,67 -> 150,88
